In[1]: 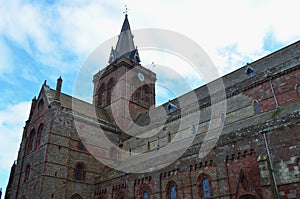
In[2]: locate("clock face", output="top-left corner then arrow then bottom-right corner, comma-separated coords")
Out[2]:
137,72 -> 144,81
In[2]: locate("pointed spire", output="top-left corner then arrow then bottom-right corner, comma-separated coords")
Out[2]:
109,47 -> 118,64
115,14 -> 135,57
109,14 -> 141,64
121,14 -> 131,32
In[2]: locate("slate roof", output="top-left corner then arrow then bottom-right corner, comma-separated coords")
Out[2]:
47,88 -> 112,123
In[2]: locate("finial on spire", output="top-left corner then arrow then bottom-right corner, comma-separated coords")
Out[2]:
123,5 -> 129,15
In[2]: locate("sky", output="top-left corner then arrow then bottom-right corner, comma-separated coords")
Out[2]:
0,0 -> 300,196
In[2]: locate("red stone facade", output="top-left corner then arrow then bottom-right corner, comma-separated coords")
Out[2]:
4,16 -> 300,199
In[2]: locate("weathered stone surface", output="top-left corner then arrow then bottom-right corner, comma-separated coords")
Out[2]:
5,17 -> 300,199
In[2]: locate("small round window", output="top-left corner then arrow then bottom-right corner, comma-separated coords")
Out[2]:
38,99 -> 44,111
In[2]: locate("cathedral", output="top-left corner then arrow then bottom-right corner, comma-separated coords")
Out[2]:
5,14 -> 300,199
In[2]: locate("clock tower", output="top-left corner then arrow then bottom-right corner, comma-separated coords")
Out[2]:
93,14 -> 156,129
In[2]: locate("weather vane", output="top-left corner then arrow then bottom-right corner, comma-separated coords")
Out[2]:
123,5 -> 129,15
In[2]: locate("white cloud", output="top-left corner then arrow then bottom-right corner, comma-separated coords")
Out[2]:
0,39 -> 13,74
20,67 -> 39,83
127,0 -> 299,73
1,0 -> 300,79
0,101 -> 31,170
0,1 -> 53,54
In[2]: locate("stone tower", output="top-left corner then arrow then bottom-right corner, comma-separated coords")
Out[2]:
93,14 -> 156,130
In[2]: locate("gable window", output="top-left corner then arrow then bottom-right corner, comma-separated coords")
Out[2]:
24,165 -> 30,182
167,101 -> 178,113
75,163 -> 84,181
245,64 -> 255,77
202,178 -> 211,198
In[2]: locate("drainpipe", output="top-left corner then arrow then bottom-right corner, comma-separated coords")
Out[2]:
260,130 -> 280,199
269,80 -> 280,109
125,172 -> 129,199
125,67 -> 127,118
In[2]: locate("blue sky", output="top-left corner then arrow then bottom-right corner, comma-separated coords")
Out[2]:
0,0 -> 300,196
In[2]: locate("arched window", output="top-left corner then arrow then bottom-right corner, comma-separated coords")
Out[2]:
70,194 -> 83,199
166,181 -> 178,199
168,133 -> 171,143
134,88 -> 140,102
221,112 -> 226,125
198,174 -> 213,198
192,124 -> 197,134
239,194 -> 257,199
297,85 -> 300,97
253,100 -> 260,114
36,124 -> 43,148
38,99 -> 44,111
147,141 -> 150,151
143,85 -> 151,107
78,140 -> 85,151
137,184 -> 152,199
143,191 -> 149,199
27,129 -> 36,152
114,191 -> 126,199
140,89 -> 145,105
107,78 -> 114,104
24,164 -> 30,182
98,83 -> 106,107
170,185 -> 176,199
202,178 -> 211,198
74,163 -> 84,181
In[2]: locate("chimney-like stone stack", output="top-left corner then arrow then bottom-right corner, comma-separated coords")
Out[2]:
54,76 -> 63,101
